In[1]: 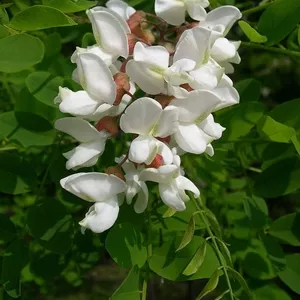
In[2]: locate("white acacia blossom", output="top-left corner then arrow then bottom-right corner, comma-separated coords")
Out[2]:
54,1 -> 241,233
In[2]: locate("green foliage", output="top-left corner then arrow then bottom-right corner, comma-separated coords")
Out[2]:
239,21 -> 267,43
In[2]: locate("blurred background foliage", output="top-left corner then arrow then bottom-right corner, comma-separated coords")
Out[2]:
0,0 -> 300,299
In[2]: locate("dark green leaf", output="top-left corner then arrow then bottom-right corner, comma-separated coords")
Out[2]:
238,21 -> 267,43
43,32 -> 62,58
0,215 -> 16,243
243,196 -> 268,228
27,198 -> 74,254
227,267 -> 252,299
269,212 -> 300,246
257,0 -> 300,46
9,5 -> 77,31
0,25 -> 9,39
253,283 -> 291,300
279,254 -> 300,295
110,266 -> 140,300
183,240 -> 207,276
0,112 -> 56,147
43,0 -> 97,13
0,34 -> 44,73
196,270 -> 219,300
149,236 -> 219,281
26,72 -> 64,107
176,214 -> 196,252
81,32 -> 96,48
1,239 -> 29,298
235,79 -> 261,102
254,157 -> 300,198
105,223 -> 147,268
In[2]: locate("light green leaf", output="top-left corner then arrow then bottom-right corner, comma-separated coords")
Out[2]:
26,72 -> 64,107
43,0 -> 97,13
217,239 -> 233,268
253,283 -> 291,300
279,254 -> 300,295
0,25 -> 9,39
176,214 -> 196,252
105,223 -> 147,268
269,213 -> 300,246
254,157 -> 300,197
27,199 -> 74,254
1,239 -> 29,298
196,270 -> 219,300
0,214 -> 16,243
0,152 -> 36,195
183,240 -> 207,276
239,21 -> 267,43
82,32 -> 96,48
110,266 -> 140,300
0,34 -> 44,73
257,0 -> 300,46
243,196 -> 268,229
205,209 -> 222,238
0,4 -> 13,9
257,116 -> 296,143
227,267 -> 252,299
9,5 -> 77,31
0,112 -> 56,147
149,236 -> 219,281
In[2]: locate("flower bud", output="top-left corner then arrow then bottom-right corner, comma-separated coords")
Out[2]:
127,33 -> 140,55
113,72 -> 131,105
105,166 -> 126,181
96,116 -> 119,136
147,154 -> 164,169
180,83 -> 194,92
157,136 -> 171,144
155,94 -> 174,108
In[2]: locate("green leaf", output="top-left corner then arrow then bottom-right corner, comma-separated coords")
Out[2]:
0,34 -> 44,73
257,116 -> 296,143
81,32 -> 96,48
0,112 -> 56,147
149,236 -> 219,281
43,0 -> 97,13
217,239 -> 233,268
253,283 -> 291,300
243,196 -> 268,229
196,270 -> 219,300
105,223 -> 147,268
257,0 -> 300,46
254,157 -> 300,198
0,4 -> 13,9
279,254 -> 300,295
9,5 -> 77,31
14,88 -> 58,132
205,209 -> 222,238
0,25 -> 9,39
1,239 -> 29,298
0,215 -> 16,243
298,26 -> 300,46
176,214 -> 196,252
0,152 -> 36,195
269,212 -> 300,246
227,267 -> 252,299
235,79 -> 261,102
27,198 -> 74,254
238,21 -> 267,43
163,207 -> 176,218
182,240 -> 207,276
110,266 -> 140,300
43,32 -> 62,58
26,72 -> 64,107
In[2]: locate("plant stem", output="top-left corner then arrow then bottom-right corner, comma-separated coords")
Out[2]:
241,42 -> 300,58
142,279 -> 148,300
192,197 -> 235,300
241,2 -> 274,15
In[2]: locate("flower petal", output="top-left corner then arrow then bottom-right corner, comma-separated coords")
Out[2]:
76,53 -> 116,104
134,181 -> 149,213
79,199 -> 119,233
155,105 -> 179,138
106,0 -> 136,20
175,175 -> 200,198
120,97 -> 162,135
159,181 -> 186,211
155,0 -> 186,26
210,38 -> 236,62
198,114 -> 225,139
55,117 -> 102,143
185,0 -> 209,21
139,165 -> 178,183
61,172 -> 127,202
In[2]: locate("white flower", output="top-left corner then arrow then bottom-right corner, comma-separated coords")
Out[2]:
55,118 -> 108,170
61,172 -> 127,233
87,6 -> 130,59
106,0 -> 136,20
126,42 -> 195,95
155,0 -> 209,26
140,149 -> 199,211
171,90 -> 225,154
120,97 -> 178,164
72,52 -> 116,105
118,158 -> 148,213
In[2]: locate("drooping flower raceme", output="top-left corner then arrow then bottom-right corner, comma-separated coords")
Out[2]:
54,1 -> 241,234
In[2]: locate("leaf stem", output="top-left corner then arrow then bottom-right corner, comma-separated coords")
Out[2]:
241,42 -> 300,58
192,197 -> 235,300
241,2 -> 274,16
142,279 -> 148,300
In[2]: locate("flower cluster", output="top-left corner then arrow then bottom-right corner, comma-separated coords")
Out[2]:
55,0 -> 241,233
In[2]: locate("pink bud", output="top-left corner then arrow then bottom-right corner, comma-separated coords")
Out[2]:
157,136 -> 171,144
105,166 -> 126,181
155,94 -> 174,108
96,116 -> 119,136
113,72 -> 131,105
180,83 -> 194,92
147,154 -> 164,169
